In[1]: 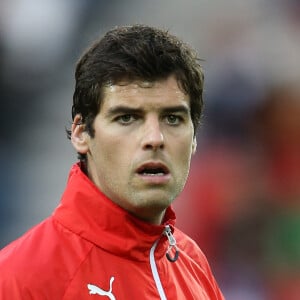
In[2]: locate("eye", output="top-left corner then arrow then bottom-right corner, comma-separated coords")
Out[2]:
165,114 -> 182,125
116,114 -> 137,125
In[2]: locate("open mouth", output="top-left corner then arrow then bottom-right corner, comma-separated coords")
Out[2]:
136,163 -> 169,176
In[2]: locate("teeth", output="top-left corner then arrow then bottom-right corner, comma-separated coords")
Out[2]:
142,172 -> 165,176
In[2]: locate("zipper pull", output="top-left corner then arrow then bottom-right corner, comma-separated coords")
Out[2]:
164,225 -> 179,263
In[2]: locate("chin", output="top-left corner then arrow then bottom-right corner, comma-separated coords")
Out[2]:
130,201 -> 170,225
131,195 -> 172,212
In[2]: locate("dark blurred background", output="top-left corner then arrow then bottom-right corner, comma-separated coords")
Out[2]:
1,1 -> 300,299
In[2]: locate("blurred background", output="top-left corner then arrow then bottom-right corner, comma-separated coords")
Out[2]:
1,0 -> 300,299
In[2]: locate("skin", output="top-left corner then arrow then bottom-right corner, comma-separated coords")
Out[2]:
71,75 -> 196,225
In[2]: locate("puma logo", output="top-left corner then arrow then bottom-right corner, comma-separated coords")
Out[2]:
87,276 -> 116,299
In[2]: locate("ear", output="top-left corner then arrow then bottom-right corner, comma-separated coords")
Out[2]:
192,137 -> 197,155
71,114 -> 89,154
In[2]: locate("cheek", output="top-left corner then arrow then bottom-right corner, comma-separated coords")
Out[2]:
177,136 -> 194,159
95,135 -> 133,171
171,143 -> 193,177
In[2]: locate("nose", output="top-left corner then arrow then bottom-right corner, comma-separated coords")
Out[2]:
141,117 -> 164,151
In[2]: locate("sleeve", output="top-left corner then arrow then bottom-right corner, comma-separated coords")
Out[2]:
0,245 -> 40,299
0,273 -> 31,300
189,240 -> 225,300
175,229 -> 225,300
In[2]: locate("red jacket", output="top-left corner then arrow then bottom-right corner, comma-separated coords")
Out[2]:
0,164 -> 224,299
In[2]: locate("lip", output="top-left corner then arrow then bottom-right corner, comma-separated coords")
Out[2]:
135,161 -> 171,184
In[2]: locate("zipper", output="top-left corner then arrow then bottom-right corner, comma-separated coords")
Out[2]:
164,225 -> 179,263
149,225 -> 179,300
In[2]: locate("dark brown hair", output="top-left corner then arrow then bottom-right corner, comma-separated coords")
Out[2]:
67,24 -> 204,161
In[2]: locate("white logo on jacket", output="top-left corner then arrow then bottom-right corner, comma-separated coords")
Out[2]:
87,276 -> 116,299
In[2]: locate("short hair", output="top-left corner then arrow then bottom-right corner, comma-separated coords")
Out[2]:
67,24 -> 204,161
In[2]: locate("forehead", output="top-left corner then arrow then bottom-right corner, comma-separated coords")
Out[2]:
102,76 -> 189,108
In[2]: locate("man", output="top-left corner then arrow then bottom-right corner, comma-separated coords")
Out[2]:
0,25 -> 224,299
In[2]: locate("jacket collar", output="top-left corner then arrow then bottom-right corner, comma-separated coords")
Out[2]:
53,163 -> 176,261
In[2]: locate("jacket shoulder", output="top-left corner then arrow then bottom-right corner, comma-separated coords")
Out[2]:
174,227 -> 218,281
174,227 -> 225,299
174,227 -> 209,265
0,217 -> 93,299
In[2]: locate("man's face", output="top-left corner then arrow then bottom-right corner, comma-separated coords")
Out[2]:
72,75 -> 196,224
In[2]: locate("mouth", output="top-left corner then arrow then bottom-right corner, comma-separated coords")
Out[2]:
136,162 -> 170,177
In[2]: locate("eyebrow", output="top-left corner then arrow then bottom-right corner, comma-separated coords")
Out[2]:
162,105 -> 190,115
106,105 -> 190,117
105,106 -> 143,118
